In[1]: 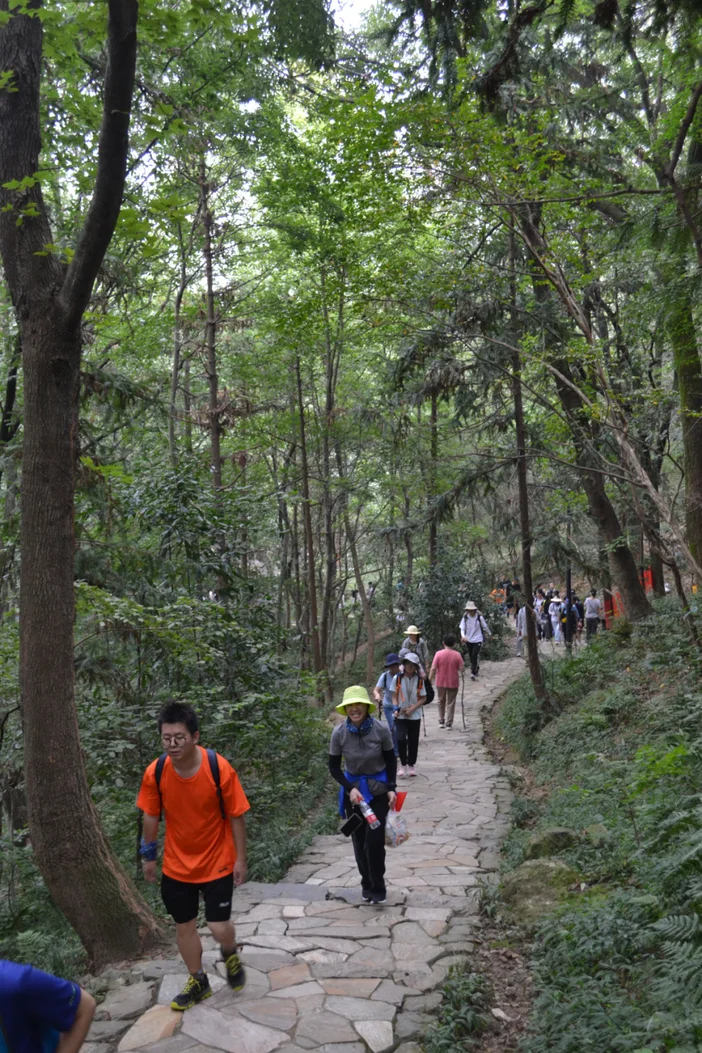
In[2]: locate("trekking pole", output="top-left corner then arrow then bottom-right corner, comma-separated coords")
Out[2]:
422,705 -> 426,737
461,670 -> 466,729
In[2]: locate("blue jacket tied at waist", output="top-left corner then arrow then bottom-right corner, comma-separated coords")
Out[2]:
338,769 -> 388,816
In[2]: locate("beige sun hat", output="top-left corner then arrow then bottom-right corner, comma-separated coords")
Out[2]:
464,601 -> 478,611
405,625 -> 422,635
335,685 -> 377,715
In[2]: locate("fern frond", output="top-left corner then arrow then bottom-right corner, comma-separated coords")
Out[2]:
651,913 -> 701,942
645,808 -> 700,850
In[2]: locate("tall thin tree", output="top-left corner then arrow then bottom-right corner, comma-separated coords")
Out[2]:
0,0 -> 161,963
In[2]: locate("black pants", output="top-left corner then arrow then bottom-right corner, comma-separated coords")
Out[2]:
396,718 -> 421,766
586,617 -> 599,638
467,641 -> 482,675
344,792 -> 390,897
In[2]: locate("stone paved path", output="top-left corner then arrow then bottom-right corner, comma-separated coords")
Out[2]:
92,657 -> 525,1053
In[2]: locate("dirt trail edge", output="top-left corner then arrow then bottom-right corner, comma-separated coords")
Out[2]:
91,658 -> 526,1053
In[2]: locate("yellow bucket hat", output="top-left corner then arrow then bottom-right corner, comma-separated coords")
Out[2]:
335,685 -> 377,715
405,625 -> 421,635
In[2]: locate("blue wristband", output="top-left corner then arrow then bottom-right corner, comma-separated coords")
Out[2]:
139,838 -> 158,861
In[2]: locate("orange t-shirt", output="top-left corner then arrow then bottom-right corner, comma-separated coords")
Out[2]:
137,747 -> 250,883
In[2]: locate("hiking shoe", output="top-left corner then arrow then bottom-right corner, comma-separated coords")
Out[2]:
438,720 -> 445,727
397,765 -> 406,778
170,973 -> 212,1011
407,766 -> 417,777
446,724 -> 453,730
362,891 -> 373,903
371,891 -> 387,903
222,949 -> 246,990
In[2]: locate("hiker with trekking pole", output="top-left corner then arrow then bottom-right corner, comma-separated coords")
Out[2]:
429,633 -> 464,731
136,701 -> 250,1011
459,601 -> 492,680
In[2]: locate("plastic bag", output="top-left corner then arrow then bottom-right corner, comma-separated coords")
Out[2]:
385,808 -> 410,848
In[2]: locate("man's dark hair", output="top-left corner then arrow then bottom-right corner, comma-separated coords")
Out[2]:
443,633 -> 456,647
157,701 -> 199,734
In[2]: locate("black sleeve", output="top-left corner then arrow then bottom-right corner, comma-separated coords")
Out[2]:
329,754 -> 354,793
383,748 -> 397,790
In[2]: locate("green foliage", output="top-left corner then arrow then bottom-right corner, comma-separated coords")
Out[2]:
0,835 -> 85,976
497,602 -> 702,1052
422,966 -> 491,1052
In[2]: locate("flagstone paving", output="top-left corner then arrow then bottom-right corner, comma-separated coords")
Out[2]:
89,657 -> 526,1053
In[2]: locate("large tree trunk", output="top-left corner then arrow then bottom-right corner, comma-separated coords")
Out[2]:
21,318 -> 161,966
668,288 -> 702,565
579,465 -> 651,620
519,208 -> 651,622
0,0 -> 163,965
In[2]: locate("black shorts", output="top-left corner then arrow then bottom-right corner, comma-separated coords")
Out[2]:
161,871 -> 234,925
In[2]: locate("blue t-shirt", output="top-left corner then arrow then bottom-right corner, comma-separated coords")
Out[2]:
0,960 -> 80,1053
375,671 -> 395,708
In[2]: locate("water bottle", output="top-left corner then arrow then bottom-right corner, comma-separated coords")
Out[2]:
357,798 -> 381,829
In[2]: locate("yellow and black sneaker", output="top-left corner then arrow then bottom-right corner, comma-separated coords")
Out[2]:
170,973 -> 212,1011
222,948 -> 246,990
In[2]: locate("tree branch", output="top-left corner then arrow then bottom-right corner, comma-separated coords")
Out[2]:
59,0 -> 138,327
0,0 -> 62,314
667,80 -> 702,180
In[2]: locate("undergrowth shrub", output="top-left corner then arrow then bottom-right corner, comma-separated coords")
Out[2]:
422,965 -> 491,1052
496,598 -> 702,1052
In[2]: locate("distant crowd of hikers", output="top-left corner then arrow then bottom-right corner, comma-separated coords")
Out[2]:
513,583 -> 604,650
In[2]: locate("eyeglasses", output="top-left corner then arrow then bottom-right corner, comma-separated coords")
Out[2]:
161,734 -> 188,746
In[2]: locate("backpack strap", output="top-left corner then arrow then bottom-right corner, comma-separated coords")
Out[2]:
154,752 -> 168,819
155,749 -> 225,821
206,748 -> 227,821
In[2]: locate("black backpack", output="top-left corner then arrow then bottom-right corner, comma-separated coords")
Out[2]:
136,748 -> 226,874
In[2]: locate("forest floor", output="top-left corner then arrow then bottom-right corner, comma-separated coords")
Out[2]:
88,656 -> 529,1053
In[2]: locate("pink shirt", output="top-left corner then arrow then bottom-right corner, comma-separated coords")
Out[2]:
432,647 -> 464,689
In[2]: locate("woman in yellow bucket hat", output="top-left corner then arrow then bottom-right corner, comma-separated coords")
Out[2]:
328,686 -> 397,904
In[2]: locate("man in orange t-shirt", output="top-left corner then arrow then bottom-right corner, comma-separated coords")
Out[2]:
137,701 -> 250,1011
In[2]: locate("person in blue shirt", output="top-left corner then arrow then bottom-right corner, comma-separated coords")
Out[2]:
0,959 -> 95,1053
373,653 -> 401,758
